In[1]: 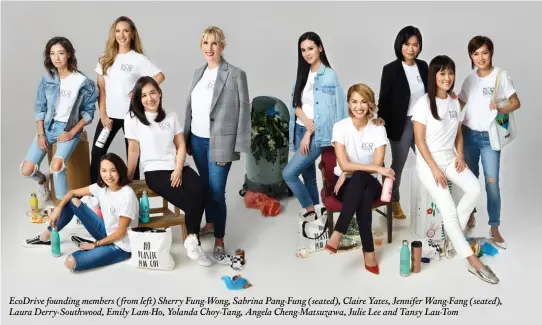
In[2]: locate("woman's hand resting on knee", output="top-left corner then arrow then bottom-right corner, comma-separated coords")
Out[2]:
170,168 -> 183,187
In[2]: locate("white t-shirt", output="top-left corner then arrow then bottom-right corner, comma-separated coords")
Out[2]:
296,71 -> 317,127
458,67 -> 516,131
403,62 -> 426,116
411,94 -> 462,153
331,118 -> 388,177
190,67 -> 218,138
53,72 -> 86,122
89,183 -> 139,252
124,111 -> 186,173
95,50 -> 162,119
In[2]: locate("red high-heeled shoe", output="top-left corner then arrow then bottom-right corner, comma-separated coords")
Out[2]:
362,248 -> 379,275
324,244 -> 337,254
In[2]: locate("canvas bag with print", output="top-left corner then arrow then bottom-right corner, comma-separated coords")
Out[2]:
488,70 -> 517,151
128,227 -> 174,270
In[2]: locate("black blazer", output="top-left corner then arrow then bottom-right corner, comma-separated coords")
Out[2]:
377,58 -> 428,141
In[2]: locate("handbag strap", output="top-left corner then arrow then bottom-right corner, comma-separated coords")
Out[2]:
493,69 -> 502,104
301,218 -> 329,240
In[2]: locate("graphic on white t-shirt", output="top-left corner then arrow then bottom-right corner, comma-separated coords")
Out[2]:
124,111 -> 187,173
458,67 -> 516,131
403,62 -> 425,116
190,67 -> 219,138
89,183 -> 139,252
331,118 -> 388,177
95,50 -> 162,119
296,71 -> 317,127
411,94 -> 462,153
53,72 -> 86,122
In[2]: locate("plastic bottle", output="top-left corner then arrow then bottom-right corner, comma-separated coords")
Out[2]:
95,126 -> 112,148
51,228 -> 61,257
139,191 -> 150,224
30,192 -> 39,214
400,240 -> 411,277
380,177 -> 394,202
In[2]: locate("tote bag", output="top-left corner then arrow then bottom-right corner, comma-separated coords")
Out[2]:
298,212 -> 329,252
128,227 -> 175,270
488,71 -> 517,151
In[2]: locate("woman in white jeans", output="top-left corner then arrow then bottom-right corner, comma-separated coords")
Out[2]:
412,55 -> 499,284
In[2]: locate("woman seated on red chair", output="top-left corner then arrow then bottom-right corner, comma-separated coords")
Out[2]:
324,83 -> 395,275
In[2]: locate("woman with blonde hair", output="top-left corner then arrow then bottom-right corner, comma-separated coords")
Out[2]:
324,83 -> 395,275
90,16 -> 165,183
184,26 -> 250,264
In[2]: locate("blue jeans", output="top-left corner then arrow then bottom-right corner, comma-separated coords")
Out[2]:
462,125 -> 501,227
283,125 -> 324,208
48,200 -> 130,271
23,120 -> 80,199
190,134 -> 232,239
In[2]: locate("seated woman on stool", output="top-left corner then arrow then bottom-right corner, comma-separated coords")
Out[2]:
125,76 -> 211,267
324,83 -> 395,275
24,153 -> 139,272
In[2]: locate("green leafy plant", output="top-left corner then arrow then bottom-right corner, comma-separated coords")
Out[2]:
250,107 -> 289,164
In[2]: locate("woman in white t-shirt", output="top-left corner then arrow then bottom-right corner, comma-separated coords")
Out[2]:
125,77 -> 212,267
324,83 -> 395,275
412,55 -> 498,284
90,16 -> 165,185
20,37 -> 98,203
24,153 -> 139,272
458,36 -> 521,249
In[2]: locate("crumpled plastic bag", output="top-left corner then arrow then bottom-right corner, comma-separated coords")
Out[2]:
244,191 -> 281,217
221,275 -> 252,290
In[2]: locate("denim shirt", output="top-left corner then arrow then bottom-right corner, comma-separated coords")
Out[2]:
288,64 -> 348,151
35,69 -> 98,132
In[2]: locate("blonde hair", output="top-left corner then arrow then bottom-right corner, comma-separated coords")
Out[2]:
200,26 -> 226,49
347,83 -> 378,120
99,16 -> 145,76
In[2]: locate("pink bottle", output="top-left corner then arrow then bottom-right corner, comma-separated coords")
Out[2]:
380,177 -> 394,202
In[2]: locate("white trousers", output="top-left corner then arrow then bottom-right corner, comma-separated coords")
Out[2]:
416,150 -> 481,259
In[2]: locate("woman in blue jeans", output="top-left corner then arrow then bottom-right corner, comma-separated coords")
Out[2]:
282,32 -> 349,218
20,36 -> 98,203
458,36 -> 521,249
183,26 -> 251,263
24,153 -> 139,272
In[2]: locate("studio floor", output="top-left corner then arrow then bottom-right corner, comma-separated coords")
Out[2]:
2,152 -> 537,325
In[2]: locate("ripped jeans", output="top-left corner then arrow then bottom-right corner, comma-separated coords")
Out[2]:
22,120 -> 80,199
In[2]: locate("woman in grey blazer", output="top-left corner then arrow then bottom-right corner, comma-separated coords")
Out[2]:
184,26 -> 251,264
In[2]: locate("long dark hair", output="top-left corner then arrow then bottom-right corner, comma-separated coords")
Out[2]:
128,76 -> 166,125
292,32 -> 332,108
427,55 -> 456,121
97,153 -> 130,188
43,37 -> 78,78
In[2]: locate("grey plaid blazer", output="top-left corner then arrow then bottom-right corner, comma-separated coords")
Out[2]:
184,58 -> 251,162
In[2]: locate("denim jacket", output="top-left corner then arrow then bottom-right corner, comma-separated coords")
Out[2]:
35,69 -> 98,132
288,64 -> 348,151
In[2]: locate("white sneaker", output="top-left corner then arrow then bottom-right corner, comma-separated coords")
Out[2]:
37,176 -> 51,203
183,235 -> 212,267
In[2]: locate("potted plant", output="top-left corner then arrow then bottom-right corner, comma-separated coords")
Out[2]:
250,107 -> 289,165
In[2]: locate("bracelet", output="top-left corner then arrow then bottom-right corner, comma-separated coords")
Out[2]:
38,134 -> 45,137
94,240 -> 100,248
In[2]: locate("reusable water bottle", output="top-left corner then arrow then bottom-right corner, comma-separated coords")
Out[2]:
400,240 -> 411,277
139,191 -> 150,224
380,177 -> 394,202
51,228 -> 61,257
30,192 -> 39,214
95,125 -> 112,148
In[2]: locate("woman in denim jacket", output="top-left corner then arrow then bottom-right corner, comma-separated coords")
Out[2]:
282,32 -> 348,219
20,37 -> 98,202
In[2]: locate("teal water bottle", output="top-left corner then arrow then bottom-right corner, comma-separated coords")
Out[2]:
400,240 -> 411,277
51,228 -> 61,257
140,191 -> 150,224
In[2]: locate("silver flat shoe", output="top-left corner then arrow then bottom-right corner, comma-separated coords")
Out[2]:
489,230 -> 507,249
444,237 -> 456,259
469,265 -> 499,284
213,246 -> 231,265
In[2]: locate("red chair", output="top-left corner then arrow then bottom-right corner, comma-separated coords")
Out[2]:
318,147 -> 393,243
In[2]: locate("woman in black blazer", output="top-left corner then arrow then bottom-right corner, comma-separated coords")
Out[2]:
377,26 -> 428,220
